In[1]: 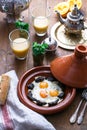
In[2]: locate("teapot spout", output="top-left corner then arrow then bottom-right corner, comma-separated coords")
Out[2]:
55,10 -> 66,24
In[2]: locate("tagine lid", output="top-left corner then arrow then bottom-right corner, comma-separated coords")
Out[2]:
50,44 -> 87,88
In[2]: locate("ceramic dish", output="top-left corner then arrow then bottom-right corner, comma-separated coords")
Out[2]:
51,22 -> 87,50
50,44 -> 87,88
17,66 -> 76,115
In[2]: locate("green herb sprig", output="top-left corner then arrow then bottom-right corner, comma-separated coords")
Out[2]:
15,20 -> 29,31
32,42 -> 48,56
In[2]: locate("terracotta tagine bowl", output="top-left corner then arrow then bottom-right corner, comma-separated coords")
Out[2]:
50,44 -> 87,88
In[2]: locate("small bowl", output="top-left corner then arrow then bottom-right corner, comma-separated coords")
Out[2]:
42,37 -> 58,53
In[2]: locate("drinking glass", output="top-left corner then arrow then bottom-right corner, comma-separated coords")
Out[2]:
31,5 -> 50,36
9,29 -> 30,60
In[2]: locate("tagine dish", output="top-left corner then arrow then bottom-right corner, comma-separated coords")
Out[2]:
17,66 -> 76,114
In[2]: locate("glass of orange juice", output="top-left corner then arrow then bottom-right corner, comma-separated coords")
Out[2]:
31,5 -> 50,36
9,29 -> 30,60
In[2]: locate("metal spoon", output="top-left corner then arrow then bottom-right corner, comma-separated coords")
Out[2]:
69,99 -> 83,124
77,89 -> 87,125
70,89 -> 87,124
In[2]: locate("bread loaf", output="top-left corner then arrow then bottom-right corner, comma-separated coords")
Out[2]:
0,75 -> 10,105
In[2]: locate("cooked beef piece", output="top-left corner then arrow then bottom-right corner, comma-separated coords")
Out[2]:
27,83 -> 34,90
48,99 -> 59,107
27,91 -> 35,101
35,76 -> 45,82
46,76 -> 56,82
58,92 -> 65,98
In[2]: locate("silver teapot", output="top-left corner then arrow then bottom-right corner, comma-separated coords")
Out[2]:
0,0 -> 31,23
56,4 -> 85,34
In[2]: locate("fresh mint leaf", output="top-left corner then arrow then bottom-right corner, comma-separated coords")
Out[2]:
32,42 -> 48,56
15,20 -> 29,31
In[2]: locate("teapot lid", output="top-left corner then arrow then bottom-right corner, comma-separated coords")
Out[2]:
67,4 -> 84,22
42,36 -> 58,52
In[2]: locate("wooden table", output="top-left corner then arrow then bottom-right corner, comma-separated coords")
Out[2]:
0,0 -> 87,130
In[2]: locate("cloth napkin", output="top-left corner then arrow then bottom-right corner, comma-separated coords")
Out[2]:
0,70 -> 56,130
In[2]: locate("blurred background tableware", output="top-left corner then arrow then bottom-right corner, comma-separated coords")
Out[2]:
31,5 -> 50,36
0,0 -> 31,23
9,29 -> 30,60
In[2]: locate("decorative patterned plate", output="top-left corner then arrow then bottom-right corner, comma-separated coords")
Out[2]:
17,66 -> 76,115
51,22 -> 87,50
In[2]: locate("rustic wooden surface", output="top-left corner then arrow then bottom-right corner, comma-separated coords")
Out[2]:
0,0 -> 87,130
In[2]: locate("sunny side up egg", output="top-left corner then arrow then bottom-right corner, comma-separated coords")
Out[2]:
27,76 -> 65,107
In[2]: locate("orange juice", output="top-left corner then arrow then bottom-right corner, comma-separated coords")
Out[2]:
33,16 -> 49,35
12,38 -> 30,59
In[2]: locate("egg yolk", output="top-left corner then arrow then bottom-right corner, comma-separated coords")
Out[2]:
40,90 -> 48,98
39,82 -> 48,88
49,90 -> 59,97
